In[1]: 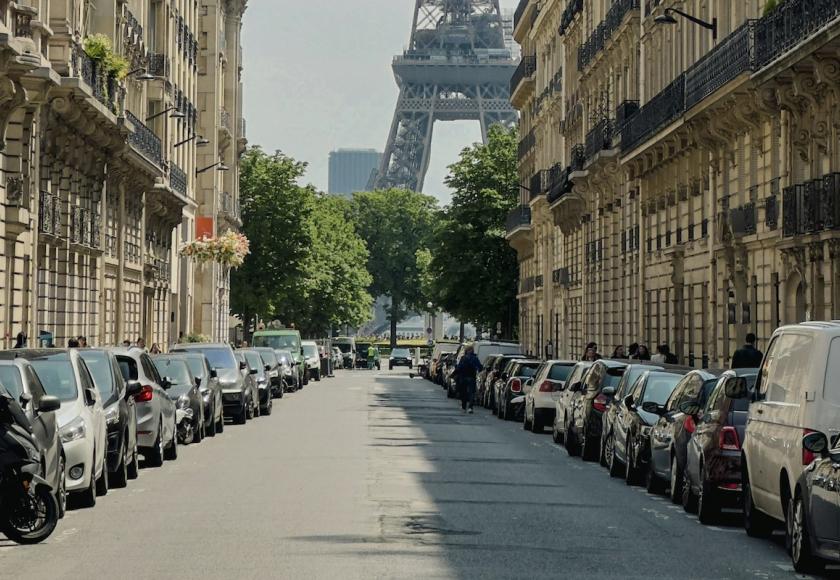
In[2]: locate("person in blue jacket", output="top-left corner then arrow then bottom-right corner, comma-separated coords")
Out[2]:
454,346 -> 483,414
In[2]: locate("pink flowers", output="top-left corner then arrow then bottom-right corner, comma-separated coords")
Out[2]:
180,230 -> 250,268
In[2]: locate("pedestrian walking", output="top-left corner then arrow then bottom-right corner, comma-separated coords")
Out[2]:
454,345 -> 483,413
731,333 -> 764,369
367,344 -> 377,370
545,339 -> 555,360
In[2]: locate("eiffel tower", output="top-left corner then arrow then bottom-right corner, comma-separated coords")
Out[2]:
373,0 -> 518,192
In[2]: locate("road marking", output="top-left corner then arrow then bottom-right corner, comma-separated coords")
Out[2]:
642,507 -> 669,520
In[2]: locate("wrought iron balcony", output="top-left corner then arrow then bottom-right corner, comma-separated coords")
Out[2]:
13,4 -> 35,38
65,43 -> 126,115
547,164 -> 573,203
755,0 -> 840,71
570,144 -> 586,172
685,21 -> 756,111
615,100 -> 639,128
782,174 -> 840,237
620,73 -> 685,153
584,118 -> 615,162
506,205 -> 532,234
577,0 -> 639,71
559,0 -> 583,36
147,53 -> 170,77
510,55 -> 537,96
170,163 -> 187,196
765,195 -> 779,230
529,170 -> 546,200
535,275 -> 544,289
38,191 -> 62,236
518,129 -> 535,160
519,276 -> 536,294
125,111 -> 163,168
729,203 -> 757,237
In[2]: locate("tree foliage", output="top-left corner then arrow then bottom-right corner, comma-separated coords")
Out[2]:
351,189 -> 437,345
231,147 -> 372,337
425,125 -> 519,336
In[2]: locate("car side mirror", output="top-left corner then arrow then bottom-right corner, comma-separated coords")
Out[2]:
84,387 -> 98,406
724,377 -> 749,400
264,364 -> 271,372
803,431 -> 830,459
601,387 -> 616,397
126,381 -> 143,398
623,394 -> 634,408
210,368 -> 218,379
250,368 -> 258,375
19,392 -> 32,408
239,361 -> 247,371
641,401 -> 663,415
195,376 -> 202,387
678,400 -> 702,417
36,395 -> 61,414
161,378 -> 172,390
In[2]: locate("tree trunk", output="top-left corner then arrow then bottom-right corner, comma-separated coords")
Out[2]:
459,321 -> 465,342
390,314 -> 398,348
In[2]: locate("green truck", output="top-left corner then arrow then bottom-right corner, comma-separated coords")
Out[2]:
252,328 -> 308,387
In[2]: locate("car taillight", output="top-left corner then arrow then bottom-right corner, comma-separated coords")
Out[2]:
593,393 -> 608,413
803,428 -> 818,465
539,380 -> 554,393
719,426 -> 740,451
510,378 -> 522,393
134,385 -> 154,403
684,415 -> 696,434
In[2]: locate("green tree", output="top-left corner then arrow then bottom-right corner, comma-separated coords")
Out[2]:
426,125 -> 519,337
352,189 -> 437,346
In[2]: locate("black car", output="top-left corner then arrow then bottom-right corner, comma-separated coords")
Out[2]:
792,431 -> 840,573
436,352 -> 455,387
566,360 -> 627,460
599,363 -> 664,467
647,369 -> 723,500
388,348 -> 412,370
608,370 -> 687,484
242,349 -> 273,415
152,355 -> 205,444
79,349 -> 140,488
182,352 -> 224,437
497,359 -> 540,421
254,347 -> 284,399
477,355 -> 500,405
484,355 -> 523,409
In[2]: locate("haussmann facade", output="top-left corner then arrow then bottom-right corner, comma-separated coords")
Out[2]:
508,0 -> 840,367
0,0 -> 247,349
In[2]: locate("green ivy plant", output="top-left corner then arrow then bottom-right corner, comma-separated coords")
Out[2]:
82,34 -> 130,79
763,0 -> 779,15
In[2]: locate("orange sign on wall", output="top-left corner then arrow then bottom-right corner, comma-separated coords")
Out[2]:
196,216 -> 215,240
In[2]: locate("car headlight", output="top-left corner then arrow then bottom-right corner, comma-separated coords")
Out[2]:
283,367 -> 292,376
105,405 -> 120,426
177,394 -> 191,410
60,416 -> 86,443
257,377 -> 268,386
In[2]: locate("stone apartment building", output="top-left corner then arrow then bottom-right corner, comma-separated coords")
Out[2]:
509,0 -> 840,366
0,0 -> 246,348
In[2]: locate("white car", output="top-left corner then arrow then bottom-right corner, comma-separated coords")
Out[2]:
741,322 -> 840,539
20,349 -> 108,508
301,341 -> 322,381
523,360 -> 576,433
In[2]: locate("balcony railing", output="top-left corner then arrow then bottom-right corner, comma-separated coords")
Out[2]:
577,0 -> 640,71
755,0 -> 840,70
729,203 -> 757,237
518,129 -> 535,160
65,43 -> 125,115
510,55 -> 537,95
620,73 -> 685,153
170,163 -> 187,196
584,118 -> 615,162
615,100 -> 639,128
519,276 -> 536,294
147,53 -> 170,77
506,205 -> 532,234
783,174 -> 840,237
547,164 -> 573,203
570,144 -> 586,171
38,191 -> 61,236
559,0 -> 583,36
126,111 -> 163,168
529,170 -> 546,200
685,21 -> 756,110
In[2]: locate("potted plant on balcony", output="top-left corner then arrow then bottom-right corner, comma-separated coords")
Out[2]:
179,230 -> 250,269
82,34 -> 129,111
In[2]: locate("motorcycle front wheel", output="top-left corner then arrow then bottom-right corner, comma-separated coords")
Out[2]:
2,484 -> 59,544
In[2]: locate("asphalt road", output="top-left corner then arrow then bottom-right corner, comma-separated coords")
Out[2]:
0,366 -> 831,579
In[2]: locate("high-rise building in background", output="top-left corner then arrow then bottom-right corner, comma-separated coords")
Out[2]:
328,149 -> 382,197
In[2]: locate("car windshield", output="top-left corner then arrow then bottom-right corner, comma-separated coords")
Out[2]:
183,355 -> 207,379
336,343 -> 353,353
79,351 -> 116,399
549,364 -> 573,382
392,348 -> 410,357
517,365 -> 539,378
302,345 -> 318,357
276,350 -> 292,365
30,356 -> 78,402
258,350 -> 278,366
244,352 -> 264,372
603,368 -> 625,388
189,347 -> 237,370
0,366 -> 24,400
153,358 -> 192,386
731,376 -> 757,412
642,374 -> 685,404
253,334 -> 300,350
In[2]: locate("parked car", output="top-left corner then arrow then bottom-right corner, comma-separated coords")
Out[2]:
682,369 -> 757,523
438,352 -> 456,389
252,328 -> 305,384
79,349 -> 140,489
551,362 -> 594,444
301,341 -> 322,381
274,349 -> 299,392
608,370 -> 687,485
172,343 -> 251,425
152,355 -> 205,444
791,431 -> 840,572
234,351 -> 262,418
254,347 -> 284,399
599,363 -> 664,466
647,369 -> 723,500
741,322 -> 840,540
476,355 -> 500,405
430,343 -> 459,384
243,349 -> 273,415
566,360 -> 627,460
333,337 -> 356,370
0,359 -> 65,516
497,359 -> 541,421
182,352 -> 224,436
523,360 -> 575,434
388,347 -> 412,370
484,354 -> 525,409
113,348 -> 178,467
471,340 -> 522,365
6,350 -> 108,508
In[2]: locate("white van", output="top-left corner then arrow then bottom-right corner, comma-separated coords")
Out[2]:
741,322 -> 840,537
473,341 -> 522,365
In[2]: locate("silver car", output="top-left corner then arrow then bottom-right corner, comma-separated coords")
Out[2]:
182,352 -> 224,437
112,348 -> 177,467
172,343 -> 251,425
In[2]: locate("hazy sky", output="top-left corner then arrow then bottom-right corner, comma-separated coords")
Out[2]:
241,0 -> 519,204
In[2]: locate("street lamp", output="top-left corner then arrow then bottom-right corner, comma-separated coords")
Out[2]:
196,161 -> 229,175
654,8 -> 717,41
126,68 -> 155,81
146,107 -> 186,122
174,134 -> 210,148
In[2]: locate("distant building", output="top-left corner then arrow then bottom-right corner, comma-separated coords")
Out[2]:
328,149 -> 382,197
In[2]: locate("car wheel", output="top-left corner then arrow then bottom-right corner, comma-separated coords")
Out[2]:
607,435 -> 623,478
111,441 -> 129,489
599,434 -> 608,467
95,452 -> 109,496
565,420 -> 580,457
208,409 -> 217,437
263,398 -> 273,416
682,470 -> 698,513
697,474 -> 719,525
581,430 -> 597,462
668,455 -> 683,503
127,444 -> 139,480
743,468 -> 774,538
164,426 -> 178,461
531,413 -> 543,434
57,455 -> 67,518
217,410 -> 225,433
74,460 -> 97,509
193,418 -> 204,444
789,494 -> 824,573
315,370 -> 321,382
645,462 -> 665,494
389,364 -> 393,370
146,422 -> 165,468
522,409 -> 531,430
552,423 -> 563,444
236,402 -> 248,425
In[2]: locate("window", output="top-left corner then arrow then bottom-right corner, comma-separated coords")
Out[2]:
26,367 -> 46,405
757,333 -> 813,404
0,366 -> 24,400
548,364 -> 573,382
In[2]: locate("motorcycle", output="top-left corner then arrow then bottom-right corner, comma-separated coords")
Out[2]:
0,391 -> 58,544
175,407 -> 195,444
